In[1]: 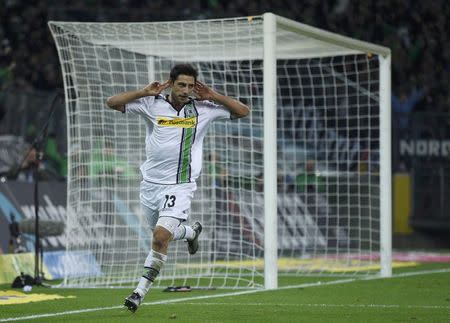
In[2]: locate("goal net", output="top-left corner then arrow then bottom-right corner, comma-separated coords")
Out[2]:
49,14 -> 391,289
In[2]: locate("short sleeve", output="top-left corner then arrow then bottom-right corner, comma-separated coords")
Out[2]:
125,96 -> 155,117
201,100 -> 231,121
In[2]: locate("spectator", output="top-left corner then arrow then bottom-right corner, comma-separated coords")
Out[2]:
16,146 -> 38,182
0,37 -> 15,90
205,153 -> 228,188
44,133 -> 67,179
90,140 -> 136,179
296,159 -> 325,194
392,87 -> 426,135
9,214 -> 20,241
0,99 -> 5,122
9,213 -> 25,253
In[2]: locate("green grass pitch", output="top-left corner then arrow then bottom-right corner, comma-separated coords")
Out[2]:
1,262 -> 449,322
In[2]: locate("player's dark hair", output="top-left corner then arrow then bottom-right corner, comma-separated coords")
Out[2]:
170,64 -> 198,82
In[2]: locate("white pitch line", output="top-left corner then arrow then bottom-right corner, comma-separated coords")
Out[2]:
0,305 -> 124,322
177,302 -> 450,310
1,267 -> 449,322
384,268 -> 450,278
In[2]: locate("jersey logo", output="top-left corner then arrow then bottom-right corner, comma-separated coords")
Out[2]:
184,103 -> 196,118
156,117 -> 197,128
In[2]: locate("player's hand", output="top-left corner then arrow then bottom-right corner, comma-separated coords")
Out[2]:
142,80 -> 170,96
194,81 -> 216,101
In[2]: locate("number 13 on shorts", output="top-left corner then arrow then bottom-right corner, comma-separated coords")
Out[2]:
164,195 -> 176,208
158,183 -> 197,220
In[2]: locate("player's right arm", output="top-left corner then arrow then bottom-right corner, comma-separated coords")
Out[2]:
106,80 -> 170,112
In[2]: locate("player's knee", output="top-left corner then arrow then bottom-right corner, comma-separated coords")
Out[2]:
152,235 -> 169,251
153,228 -> 170,242
153,217 -> 182,250
155,217 -> 181,237
152,232 -> 170,251
152,228 -> 171,249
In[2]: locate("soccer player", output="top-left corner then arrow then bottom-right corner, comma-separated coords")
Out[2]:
106,64 -> 249,312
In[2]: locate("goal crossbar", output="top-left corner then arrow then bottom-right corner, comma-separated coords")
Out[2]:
49,13 -> 390,61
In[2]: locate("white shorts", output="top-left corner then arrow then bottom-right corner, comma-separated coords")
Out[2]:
140,181 -> 197,229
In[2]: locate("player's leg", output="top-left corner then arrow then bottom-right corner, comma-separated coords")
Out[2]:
186,221 -> 202,254
124,182 -> 202,312
124,202 -> 159,312
161,183 -> 203,254
164,217 -> 202,254
130,216 -> 183,306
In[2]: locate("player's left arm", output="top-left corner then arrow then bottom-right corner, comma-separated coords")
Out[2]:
194,81 -> 249,119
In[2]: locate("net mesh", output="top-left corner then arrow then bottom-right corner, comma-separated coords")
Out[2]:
49,16 -> 382,288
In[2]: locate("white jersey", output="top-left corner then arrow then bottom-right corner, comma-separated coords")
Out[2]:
126,95 -> 230,184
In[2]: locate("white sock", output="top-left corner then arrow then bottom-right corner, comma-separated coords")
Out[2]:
172,224 -> 195,241
134,249 -> 167,297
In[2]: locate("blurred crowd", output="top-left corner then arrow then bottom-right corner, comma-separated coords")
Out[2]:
0,0 -> 449,179
1,0 -> 448,111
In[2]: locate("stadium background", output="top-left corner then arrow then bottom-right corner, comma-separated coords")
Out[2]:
0,0 -> 449,278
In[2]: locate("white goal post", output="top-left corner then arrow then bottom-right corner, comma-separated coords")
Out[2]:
49,12 -> 391,289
